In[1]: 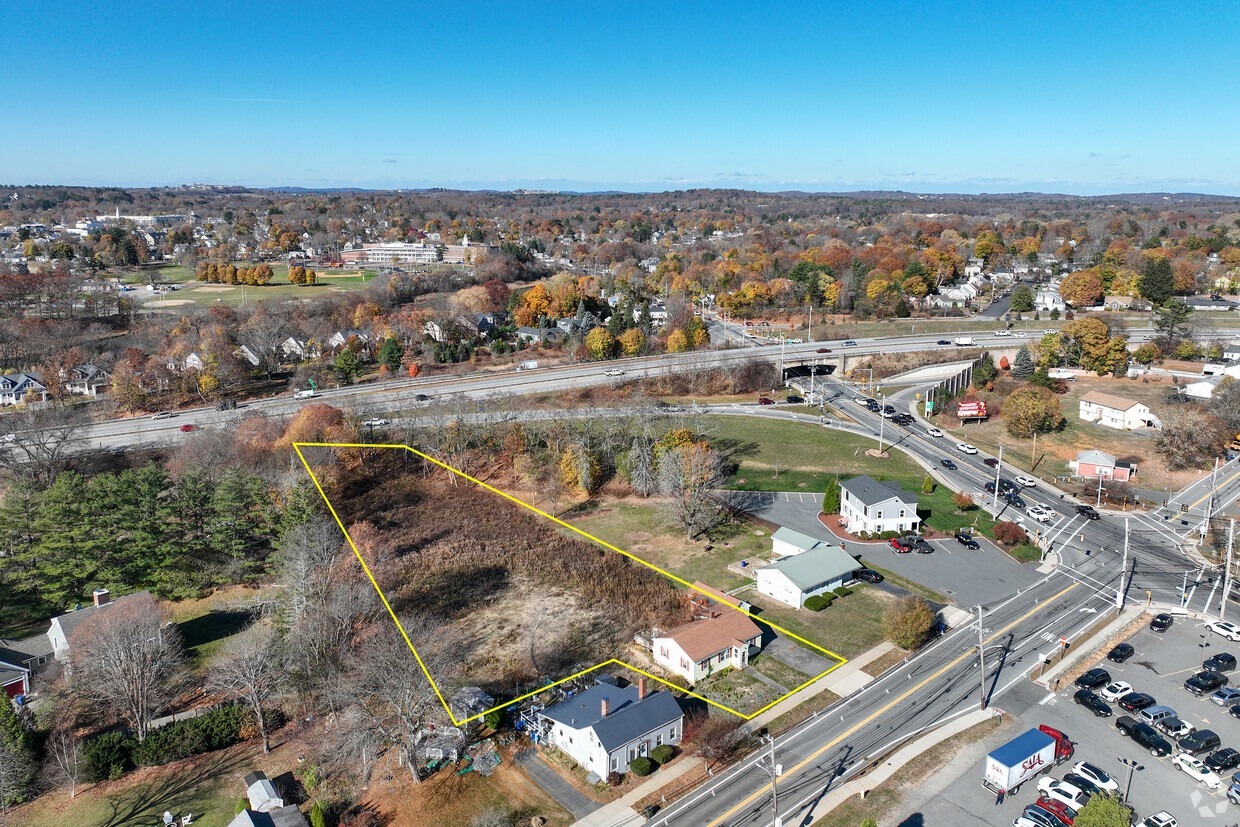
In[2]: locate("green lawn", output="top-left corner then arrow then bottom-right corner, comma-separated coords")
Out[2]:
748,652 -> 812,689
127,264 -> 380,308
746,587 -> 893,661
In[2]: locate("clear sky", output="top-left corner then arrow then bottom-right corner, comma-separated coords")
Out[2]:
5,0 -> 1238,195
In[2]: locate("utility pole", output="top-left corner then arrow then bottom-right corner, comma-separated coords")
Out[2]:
878,391 -> 886,454
991,445 -> 1004,513
1095,474 -> 1105,508
1204,457 -> 1222,537
977,604 -> 987,710
762,734 -> 782,827
808,300 -> 813,344
1222,520 -> 1236,622
1117,519 -> 1129,613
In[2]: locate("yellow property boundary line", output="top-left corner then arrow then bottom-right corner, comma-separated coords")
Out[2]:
292,441 -> 848,725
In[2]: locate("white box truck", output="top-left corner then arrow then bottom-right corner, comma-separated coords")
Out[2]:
982,727 -> 1072,794
953,336 -> 976,346
516,360 -> 539,371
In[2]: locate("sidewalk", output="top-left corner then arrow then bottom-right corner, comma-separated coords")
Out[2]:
569,640 -> 900,827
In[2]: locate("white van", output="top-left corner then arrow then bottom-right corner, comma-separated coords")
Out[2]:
293,390 -> 316,400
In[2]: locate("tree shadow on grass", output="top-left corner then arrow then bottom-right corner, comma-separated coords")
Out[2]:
179,610 -> 256,655
97,748 -> 252,827
713,437 -> 761,460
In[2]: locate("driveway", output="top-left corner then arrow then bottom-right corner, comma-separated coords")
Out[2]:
513,749 -> 600,820
765,636 -> 839,677
732,490 -> 1041,607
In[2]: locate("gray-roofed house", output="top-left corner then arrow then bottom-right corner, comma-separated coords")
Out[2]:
537,676 -> 683,780
0,373 -> 47,406
226,770 -> 308,827
0,633 -> 54,698
48,588 -> 151,661
838,475 -> 920,536
756,545 -> 861,608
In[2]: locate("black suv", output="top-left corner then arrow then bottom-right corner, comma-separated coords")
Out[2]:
1076,504 -> 1101,520
1115,716 -> 1171,755
1073,689 -> 1112,717
1118,692 -> 1156,712
856,569 -> 883,584
1186,671 -> 1229,696
1179,729 -> 1222,755
1075,668 -> 1111,689
955,532 -> 980,550
1206,653 -> 1238,672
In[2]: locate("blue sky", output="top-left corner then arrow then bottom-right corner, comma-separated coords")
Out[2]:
5,0 -> 1238,194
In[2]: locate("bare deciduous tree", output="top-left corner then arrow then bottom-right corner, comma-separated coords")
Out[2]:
0,405 -> 85,489
44,721 -> 84,799
657,443 -> 726,539
277,518 -> 342,625
67,593 -> 187,741
209,622 -> 284,753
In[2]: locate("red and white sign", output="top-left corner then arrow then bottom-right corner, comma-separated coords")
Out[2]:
957,401 -> 989,419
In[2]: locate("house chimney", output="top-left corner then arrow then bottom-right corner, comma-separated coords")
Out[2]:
600,697 -> 610,718
92,588 -> 111,607
638,677 -> 648,700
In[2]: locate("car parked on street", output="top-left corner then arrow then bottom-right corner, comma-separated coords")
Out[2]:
1107,643 -> 1135,663
1074,668 -> 1111,689
1073,689 -> 1112,717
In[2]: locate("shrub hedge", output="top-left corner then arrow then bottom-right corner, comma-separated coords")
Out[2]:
630,756 -> 655,777
833,586 -> 853,598
650,745 -> 675,765
804,594 -> 833,611
83,704 -> 258,782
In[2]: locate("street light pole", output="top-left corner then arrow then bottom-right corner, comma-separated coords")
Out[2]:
761,734 -> 782,827
1118,757 -> 1143,801
977,604 -> 987,711
1223,520 -> 1237,623
991,445 -> 1004,514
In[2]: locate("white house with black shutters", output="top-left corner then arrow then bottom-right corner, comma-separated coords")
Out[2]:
838,475 -> 920,536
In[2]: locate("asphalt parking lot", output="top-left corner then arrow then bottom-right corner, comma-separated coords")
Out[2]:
908,613 -> 1240,826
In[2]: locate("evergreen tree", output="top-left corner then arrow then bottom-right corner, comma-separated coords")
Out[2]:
376,336 -> 404,372
333,349 -> 363,384
1011,345 -> 1035,380
0,696 -> 35,810
821,478 -> 842,514
1139,257 -> 1175,305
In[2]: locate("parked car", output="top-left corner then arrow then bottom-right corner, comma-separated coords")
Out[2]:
1033,796 -> 1078,825
1115,715 -> 1172,755
1229,704 -> 1240,719
856,569 -> 884,584
1178,729 -> 1222,755
1157,717 -> 1195,739
1075,668 -> 1111,689
1186,671 -> 1229,695
1075,504 -> 1101,520
1071,761 -> 1118,793
1150,613 -> 1174,632
1100,681 -> 1133,703
890,538 -> 912,553
911,538 -> 934,554
1017,806 -> 1065,827
1107,643 -> 1135,663
1205,748 -> 1240,773
1138,813 -> 1177,827
956,442 -> 978,454
1208,620 -> 1240,642
1037,777 -> 1091,809
956,532 -> 980,550
1206,653 -> 1238,672
1172,752 -> 1222,789
1211,687 -> 1240,706
1061,772 -> 1101,796
1117,692 -> 1156,712
940,459 -> 958,470
1072,689 -> 1112,717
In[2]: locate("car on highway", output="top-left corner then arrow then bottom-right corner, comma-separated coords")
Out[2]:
816,347 -> 832,353
361,418 -> 390,427
996,329 -> 1011,337
1016,475 -> 1037,487
1107,643 -> 1135,663
1206,652 -> 1238,672
1075,668 -> 1111,689
1072,689 -> 1112,717
1185,671 -> 1229,695
1099,680 -> 1132,702
178,423 -> 197,432
1207,620 -> 1240,642
1037,777 -> 1091,809
1075,504 -> 1101,520
602,368 -> 625,376
1205,747 -> 1240,773
1071,761 -> 1118,793
786,395 -> 804,404
853,396 -> 870,405
955,532 -> 980,550
414,393 -> 430,402
936,339 -> 952,345
843,340 -> 858,346
758,397 -> 775,405
1150,613 -> 1174,632
890,537 -> 912,553
940,459 -> 958,470
856,569 -> 883,584
1178,729 -> 1221,755
1115,715 -> 1171,755
1211,687 -> 1240,706
925,427 -> 944,437
983,456 -> 999,467
1027,504 -> 1054,522
1118,692 -> 1156,712
152,411 -> 174,420
956,442 -> 978,454
1172,752 -> 1222,789
1005,492 -> 1028,509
